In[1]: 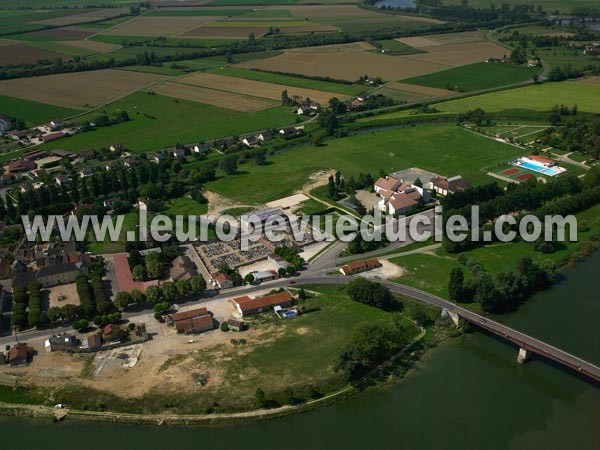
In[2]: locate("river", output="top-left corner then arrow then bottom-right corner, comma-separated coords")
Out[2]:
3,253 -> 600,450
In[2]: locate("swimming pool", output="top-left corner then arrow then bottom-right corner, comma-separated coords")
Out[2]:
282,310 -> 297,318
519,161 -> 560,176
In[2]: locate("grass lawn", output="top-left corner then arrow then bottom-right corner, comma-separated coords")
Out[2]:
38,91 -> 296,153
222,206 -> 254,216
162,197 -> 208,217
390,252 -> 467,299
436,80 -> 600,114
87,211 -> 138,254
206,123 -> 527,204
170,285 -> 418,407
211,66 -> 365,96
0,94 -> 81,126
402,62 -> 541,93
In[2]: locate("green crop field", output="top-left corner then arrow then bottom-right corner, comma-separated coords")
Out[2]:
117,65 -> 183,76
436,80 -> 600,114
37,91 -> 296,153
402,62 -> 541,93
442,0 -> 599,13
205,124 -> 527,204
375,39 -> 424,56
145,9 -> 250,17
206,0 -> 299,5
0,94 -> 81,126
211,67 -> 365,96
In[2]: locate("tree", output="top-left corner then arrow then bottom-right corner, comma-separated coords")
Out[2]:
72,319 -> 89,331
298,288 -> 307,301
347,278 -> 397,311
161,281 -> 177,301
146,285 -> 162,303
286,265 -> 296,275
176,279 -> 191,297
132,265 -> 146,282
145,252 -> 163,279
130,289 -> 146,305
255,388 -> 266,408
448,268 -> 465,302
220,321 -> 229,332
278,267 -> 287,277
220,155 -> 238,175
532,73 -> 539,84
190,275 -> 206,295
114,291 -> 132,310
244,273 -> 255,284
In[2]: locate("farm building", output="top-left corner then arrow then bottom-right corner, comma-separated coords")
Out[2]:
44,334 -> 79,353
213,272 -> 233,289
8,343 -> 32,366
430,175 -> 470,196
169,255 -> 198,282
22,149 -> 47,161
168,307 -> 215,334
227,319 -> 245,331
8,159 -> 36,174
42,131 -> 65,143
233,291 -> 294,317
339,258 -> 380,276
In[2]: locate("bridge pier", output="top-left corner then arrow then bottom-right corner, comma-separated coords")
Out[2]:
517,347 -> 531,364
441,309 -> 460,327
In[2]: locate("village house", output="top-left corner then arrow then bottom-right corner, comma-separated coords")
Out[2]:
102,323 -> 121,338
12,262 -> 81,290
79,168 -> 93,178
169,255 -> 198,282
173,148 -> 186,159
193,143 -> 209,154
227,319 -> 245,331
0,115 -> 12,133
54,173 -> 71,186
79,149 -> 96,160
297,105 -> 310,115
122,158 -> 138,169
150,152 -> 164,163
584,43 -> 600,56
110,144 -> 124,152
27,169 -> 47,180
8,343 -> 32,366
44,334 -> 79,353
429,175 -> 471,196
242,135 -> 259,147
233,291 -> 294,317
81,333 -> 102,351
103,197 -> 119,210
340,258 -> 380,276
168,307 -> 215,334
375,175 -> 428,216
258,130 -> 272,141
49,119 -> 65,130
213,272 -> 233,289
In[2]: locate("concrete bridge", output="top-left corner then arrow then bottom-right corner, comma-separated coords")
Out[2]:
300,276 -> 600,384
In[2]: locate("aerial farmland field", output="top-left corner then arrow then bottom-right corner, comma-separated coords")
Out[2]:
100,15 -> 224,37
176,72 -> 347,104
0,69 -> 170,109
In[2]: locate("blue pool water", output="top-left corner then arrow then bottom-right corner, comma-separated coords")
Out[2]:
519,161 -> 559,176
283,310 -> 297,317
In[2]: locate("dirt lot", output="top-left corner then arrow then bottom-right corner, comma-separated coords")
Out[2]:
46,283 -> 80,309
0,43 -> 64,66
0,69 -> 169,108
178,72 -> 346,104
181,25 -> 270,39
30,7 -> 130,26
102,15 -> 222,37
577,76 -> 600,85
153,81 -> 278,112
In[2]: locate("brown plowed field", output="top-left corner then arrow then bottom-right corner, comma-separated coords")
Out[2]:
177,72 -> 345,104
180,25 -> 270,39
0,43 -> 64,66
153,82 -> 278,112
30,7 -> 130,26
101,15 -> 222,37
0,69 -> 169,108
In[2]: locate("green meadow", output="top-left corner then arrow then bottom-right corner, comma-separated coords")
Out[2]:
0,95 -> 81,126
436,80 -> 600,114
402,62 -> 541,92
37,91 -> 296,153
205,123 -> 527,204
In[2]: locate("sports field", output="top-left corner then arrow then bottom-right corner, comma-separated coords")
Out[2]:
177,72 -> 345,104
0,69 -> 170,109
37,91 -> 296,153
436,80 -> 600,114
402,61 -> 541,92
205,123 -> 527,204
